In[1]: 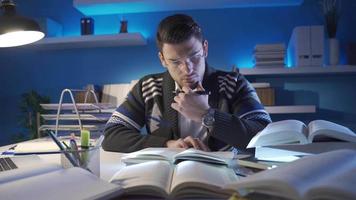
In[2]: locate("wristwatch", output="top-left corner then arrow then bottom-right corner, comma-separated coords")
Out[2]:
202,108 -> 215,130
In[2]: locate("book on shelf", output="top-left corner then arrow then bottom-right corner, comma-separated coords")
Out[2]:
254,53 -> 285,59
254,51 -> 285,55
0,155 -> 121,200
248,119 -> 356,148
120,147 -> 245,166
254,57 -> 285,62
254,60 -> 285,65
109,160 -> 239,199
225,149 -> 356,200
254,43 -> 285,52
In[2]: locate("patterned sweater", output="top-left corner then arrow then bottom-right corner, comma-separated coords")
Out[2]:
102,66 -> 271,152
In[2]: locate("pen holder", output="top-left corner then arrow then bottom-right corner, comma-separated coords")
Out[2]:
60,146 -> 100,177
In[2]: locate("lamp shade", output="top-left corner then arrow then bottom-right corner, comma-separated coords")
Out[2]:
0,0 -> 44,47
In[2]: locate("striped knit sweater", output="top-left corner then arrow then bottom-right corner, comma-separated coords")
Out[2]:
102,66 -> 271,152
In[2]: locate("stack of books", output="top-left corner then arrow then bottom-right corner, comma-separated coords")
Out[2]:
253,43 -> 286,68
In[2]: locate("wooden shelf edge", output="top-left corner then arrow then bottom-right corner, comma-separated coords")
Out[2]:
240,65 -> 356,76
30,33 -> 147,49
265,105 -> 316,114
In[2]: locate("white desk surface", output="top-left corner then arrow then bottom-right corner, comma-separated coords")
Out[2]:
0,140 -> 127,182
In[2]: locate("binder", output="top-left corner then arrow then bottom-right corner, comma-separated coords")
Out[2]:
310,26 -> 324,66
287,25 -> 325,67
288,26 -> 311,67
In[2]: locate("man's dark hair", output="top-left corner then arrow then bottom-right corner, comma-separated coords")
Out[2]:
156,14 -> 203,51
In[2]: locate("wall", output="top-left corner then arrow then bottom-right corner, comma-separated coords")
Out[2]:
0,0 -> 355,145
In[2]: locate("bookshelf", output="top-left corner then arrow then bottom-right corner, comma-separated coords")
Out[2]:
30,33 -> 146,49
239,65 -> 356,76
265,105 -> 316,114
73,0 -> 303,15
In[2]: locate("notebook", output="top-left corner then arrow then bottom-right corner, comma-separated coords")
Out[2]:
0,155 -> 122,200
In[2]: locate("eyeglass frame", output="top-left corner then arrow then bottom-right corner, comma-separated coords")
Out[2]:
161,47 -> 207,69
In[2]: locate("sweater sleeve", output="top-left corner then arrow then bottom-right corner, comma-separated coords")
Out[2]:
210,73 -> 272,150
102,80 -> 169,153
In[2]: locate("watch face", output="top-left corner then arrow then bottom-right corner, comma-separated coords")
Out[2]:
203,109 -> 215,127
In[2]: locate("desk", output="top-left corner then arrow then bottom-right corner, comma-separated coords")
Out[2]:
1,139 -> 356,200
0,140 -> 127,182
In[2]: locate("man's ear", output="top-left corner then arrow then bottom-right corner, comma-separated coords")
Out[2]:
158,52 -> 168,68
203,40 -> 208,57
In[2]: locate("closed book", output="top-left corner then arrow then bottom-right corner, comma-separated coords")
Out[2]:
254,43 -> 285,52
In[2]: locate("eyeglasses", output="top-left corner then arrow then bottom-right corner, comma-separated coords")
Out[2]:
166,49 -> 205,68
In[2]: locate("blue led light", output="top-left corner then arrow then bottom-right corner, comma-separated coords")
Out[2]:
76,3 -> 154,16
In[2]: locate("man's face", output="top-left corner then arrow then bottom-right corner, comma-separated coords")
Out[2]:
159,36 -> 208,89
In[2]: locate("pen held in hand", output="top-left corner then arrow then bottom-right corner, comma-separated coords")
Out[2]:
173,90 -> 211,95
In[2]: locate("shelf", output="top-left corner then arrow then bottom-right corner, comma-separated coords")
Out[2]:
38,124 -> 104,131
239,65 -> 356,76
31,33 -> 146,49
41,114 -> 111,122
265,105 -> 316,114
74,0 -> 303,15
40,103 -> 116,111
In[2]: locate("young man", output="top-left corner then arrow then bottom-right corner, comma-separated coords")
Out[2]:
102,14 -> 271,152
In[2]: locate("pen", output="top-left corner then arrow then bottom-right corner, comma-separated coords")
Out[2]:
69,135 -> 82,165
173,90 -> 211,95
62,141 -> 70,149
1,151 -> 62,156
8,144 -> 17,150
46,129 -> 79,167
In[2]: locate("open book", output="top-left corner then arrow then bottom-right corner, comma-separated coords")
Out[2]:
121,147 -> 242,166
247,119 -> 356,148
0,155 -> 121,200
225,149 -> 356,200
109,160 -> 239,199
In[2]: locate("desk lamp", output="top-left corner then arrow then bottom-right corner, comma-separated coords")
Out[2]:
0,0 -> 44,47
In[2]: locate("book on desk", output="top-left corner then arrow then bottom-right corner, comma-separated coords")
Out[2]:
247,119 -> 356,162
109,160 -> 239,199
0,155 -> 121,200
225,149 -> 356,200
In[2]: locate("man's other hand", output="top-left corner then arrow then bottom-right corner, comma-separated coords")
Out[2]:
165,136 -> 210,151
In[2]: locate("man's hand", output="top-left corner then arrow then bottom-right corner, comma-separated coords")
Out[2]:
171,83 -> 210,122
166,136 -> 210,151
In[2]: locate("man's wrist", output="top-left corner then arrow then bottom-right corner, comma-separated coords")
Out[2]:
202,108 -> 215,130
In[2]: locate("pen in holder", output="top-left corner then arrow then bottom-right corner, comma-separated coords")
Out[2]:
60,145 -> 100,177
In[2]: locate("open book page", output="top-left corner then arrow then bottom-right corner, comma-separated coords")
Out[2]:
308,120 -> 356,143
304,151 -> 356,200
170,160 -> 238,199
121,148 -> 184,164
121,147 -> 238,166
173,148 -> 235,165
225,149 -> 356,200
0,155 -> 62,184
247,120 -> 309,148
0,167 -> 122,200
109,160 -> 173,198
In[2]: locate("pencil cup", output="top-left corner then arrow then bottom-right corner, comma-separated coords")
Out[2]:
60,146 -> 100,177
